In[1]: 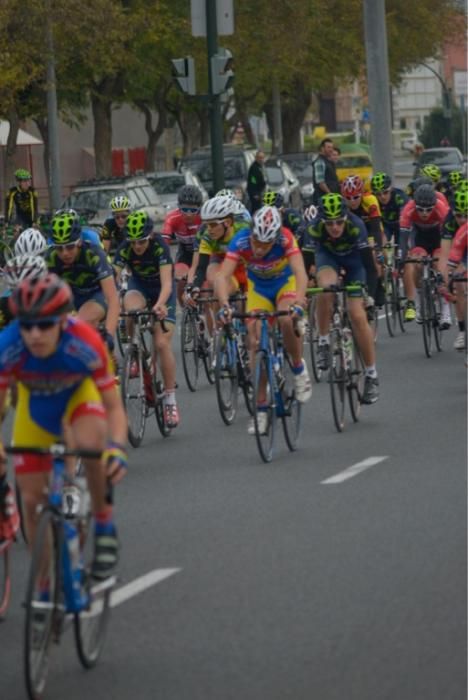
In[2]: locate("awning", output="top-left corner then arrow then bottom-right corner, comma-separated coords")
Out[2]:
0,121 -> 43,147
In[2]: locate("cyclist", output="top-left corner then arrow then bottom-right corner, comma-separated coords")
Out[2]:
14,226 -> 48,257
45,213 -> 119,349
214,205 -> 312,433
262,190 -> 303,239
4,169 -> 39,231
0,274 -> 127,579
399,183 -> 451,325
441,189 -> 468,349
216,188 -> 252,225
445,170 -> 464,205
341,175 -> 384,309
370,172 -> 408,246
420,164 -> 446,194
113,211 -> 180,428
301,193 -> 379,405
101,195 -> 132,253
161,184 -> 203,305
54,208 -> 103,249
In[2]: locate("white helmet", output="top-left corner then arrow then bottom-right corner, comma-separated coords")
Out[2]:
215,188 -> 235,198
303,205 -> 318,223
15,228 -> 48,257
252,206 -> 282,243
4,254 -> 47,288
200,195 -> 237,222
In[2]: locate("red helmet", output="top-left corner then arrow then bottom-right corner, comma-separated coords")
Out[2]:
341,175 -> 364,198
9,273 -> 73,320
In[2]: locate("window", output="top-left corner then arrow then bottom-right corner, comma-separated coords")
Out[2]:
152,175 -> 185,194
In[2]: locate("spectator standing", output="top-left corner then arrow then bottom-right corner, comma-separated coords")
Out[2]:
4,169 -> 39,230
312,138 -> 340,205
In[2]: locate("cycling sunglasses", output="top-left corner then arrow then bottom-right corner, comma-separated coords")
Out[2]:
344,195 -> 362,201
54,242 -> 79,251
324,217 -> 347,226
129,236 -> 150,244
180,206 -> 200,214
377,188 -> 391,195
415,205 -> 434,214
19,317 -> 60,332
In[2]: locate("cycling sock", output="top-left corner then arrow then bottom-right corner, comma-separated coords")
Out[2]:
365,365 -> 377,379
95,507 -> 114,535
291,361 -> 304,375
318,335 -> 330,345
164,390 -> 176,406
458,320 -> 466,332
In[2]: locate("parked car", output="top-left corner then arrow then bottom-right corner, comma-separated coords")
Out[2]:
264,158 -> 303,209
180,145 -> 256,199
336,150 -> 373,187
279,152 -> 315,205
146,169 -> 209,212
413,147 -> 467,178
61,175 -> 166,227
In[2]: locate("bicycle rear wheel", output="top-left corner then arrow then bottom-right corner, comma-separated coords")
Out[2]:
421,283 -> 433,358
281,358 -> 302,451
215,331 -> 239,425
432,291 -> 445,352
348,338 -> 365,422
201,307 -> 216,385
329,330 -> 346,432
384,270 -> 397,337
180,308 -> 199,392
253,351 -> 276,463
121,344 -> 146,447
0,540 -> 11,619
308,296 -> 323,382
153,369 -> 171,438
24,508 -> 60,700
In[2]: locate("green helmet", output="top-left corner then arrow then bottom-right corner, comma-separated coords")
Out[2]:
453,189 -> 468,217
447,171 -> 463,187
421,164 -> 441,183
110,195 -> 130,212
456,179 -> 468,193
262,191 -> 284,207
15,168 -> 32,181
125,211 -> 152,240
370,172 -> 391,193
319,193 -> 347,220
51,213 -> 81,244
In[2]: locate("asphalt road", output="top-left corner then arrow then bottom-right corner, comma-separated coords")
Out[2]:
0,314 -> 466,700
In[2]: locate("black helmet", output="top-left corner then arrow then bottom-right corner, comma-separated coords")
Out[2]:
178,185 -> 203,208
414,184 -> 436,208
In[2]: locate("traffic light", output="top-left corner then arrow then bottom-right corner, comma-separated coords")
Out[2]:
171,57 -> 196,96
210,48 -> 234,95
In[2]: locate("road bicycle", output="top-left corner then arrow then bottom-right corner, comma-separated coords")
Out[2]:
380,243 -> 406,337
180,288 -> 216,391
308,283 -> 365,433
214,311 -> 253,425
120,311 -> 171,446
5,444 -> 114,700
405,256 -> 447,358
241,310 -> 301,463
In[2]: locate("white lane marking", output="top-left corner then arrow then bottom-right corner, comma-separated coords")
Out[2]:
110,568 -> 181,608
321,456 -> 389,484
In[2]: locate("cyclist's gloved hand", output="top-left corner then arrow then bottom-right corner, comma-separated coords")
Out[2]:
103,441 -> 128,485
103,329 -> 115,353
216,305 -> 232,324
289,304 -> 305,318
183,285 -> 199,307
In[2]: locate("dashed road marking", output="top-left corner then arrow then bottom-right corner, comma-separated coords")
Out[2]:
321,456 -> 389,484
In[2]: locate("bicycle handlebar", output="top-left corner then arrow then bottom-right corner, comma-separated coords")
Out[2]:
307,283 -> 364,295
120,310 -> 168,333
6,445 -> 102,459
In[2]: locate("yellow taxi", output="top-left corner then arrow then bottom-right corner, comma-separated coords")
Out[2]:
336,150 -> 373,188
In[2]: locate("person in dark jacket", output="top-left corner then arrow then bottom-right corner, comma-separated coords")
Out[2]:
4,169 -> 39,229
247,150 -> 266,214
312,138 -> 340,205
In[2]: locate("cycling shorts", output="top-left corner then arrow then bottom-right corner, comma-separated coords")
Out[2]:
127,277 -> 177,324
316,249 -> 366,298
246,273 -> 296,313
73,288 -> 108,314
12,378 -> 106,474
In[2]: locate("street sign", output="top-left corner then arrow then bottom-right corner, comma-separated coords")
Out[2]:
191,0 -> 234,36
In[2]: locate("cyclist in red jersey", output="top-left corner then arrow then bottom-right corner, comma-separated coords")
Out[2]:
399,184 -> 451,325
444,221 -> 467,350
161,185 -> 203,304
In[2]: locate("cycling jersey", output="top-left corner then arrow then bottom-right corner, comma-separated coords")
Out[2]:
113,234 -> 172,284
100,217 -> 127,249
378,187 -> 408,239
442,211 -> 460,241
161,209 -> 201,250
282,208 -> 303,237
81,227 -> 103,248
399,198 -> 449,232
448,223 -> 467,267
348,192 -> 383,244
302,212 -> 369,257
196,221 -> 247,259
4,186 -> 39,228
45,242 -> 114,295
226,227 -> 300,283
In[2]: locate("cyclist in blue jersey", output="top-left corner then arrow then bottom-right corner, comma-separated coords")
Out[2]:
370,172 -> 408,246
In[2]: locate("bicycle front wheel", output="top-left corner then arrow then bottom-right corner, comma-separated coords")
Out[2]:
24,508 -> 60,700
253,351 -> 276,462
348,338 -> 365,422
153,371 -> 171,438
421,282 -> 433,358
308,296 -> 323,382
281,358 -> 302,451
384,269 -> 397,337
329,330 -> 346,432
0,540 -> 11,619
215,331 -> 239,425
121,344 -> 146,447
180,308 -> 199,391
432,291 -> 445,352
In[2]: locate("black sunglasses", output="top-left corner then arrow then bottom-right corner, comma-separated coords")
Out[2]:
54,242 -> 78,251
19,317 -> 60,332
416,206 -> 434,213
180,206 -> 200,214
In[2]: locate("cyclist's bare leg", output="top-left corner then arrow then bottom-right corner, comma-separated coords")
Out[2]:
347,298 -> 375,366
316,267 -> 337,335
72,414 -> 108,515
15,472 -> 49,547
77,300 -> 105,328
123,289 -> 145,339
153,323 -> 176,391
278,297 -> 302,365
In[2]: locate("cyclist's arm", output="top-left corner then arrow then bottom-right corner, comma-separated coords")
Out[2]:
192,253 -> 210,288
360,246 -> 378,298
154,263 -> 173,307
100,385 -> 128,446
100,275 -> 120,336
289,251 -> 308,306
214,256 -> 238,308
186,250 -> 199,284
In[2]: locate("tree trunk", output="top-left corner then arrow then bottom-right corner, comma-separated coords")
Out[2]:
4,110 -> 20,191
264,80 -> 312,153
91,90 -> 113,178
136,101 -> 167,171
33,116 -> 50,202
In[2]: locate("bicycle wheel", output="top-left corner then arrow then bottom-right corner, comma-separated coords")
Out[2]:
384,269 -> 397,337
396,274 -> 407,333
201,307 -> 216,385
116,319 -> 129,359
215,330 -> 239,425
432,290 -> 445,352
281,357 -> 302,451
16,480 -> 28,544
153,371 -> 171,438
74,509 -> 112,669
308,296 -> 323,382
121,344 -> 146,447
238,341 -> 254,416
180,308 -> 199,391
253,351 -> 276,463
329,330 -> 346,432
24,508 -> 60,700
0,540 -> 11,619
420,282 -> 433,358
348,338 -> 365,422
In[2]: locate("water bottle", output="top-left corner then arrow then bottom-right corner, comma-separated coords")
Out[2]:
64,520 -> 82,596
343,327 -> 353,368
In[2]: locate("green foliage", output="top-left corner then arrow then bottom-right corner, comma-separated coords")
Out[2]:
420,105 -> 466,151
